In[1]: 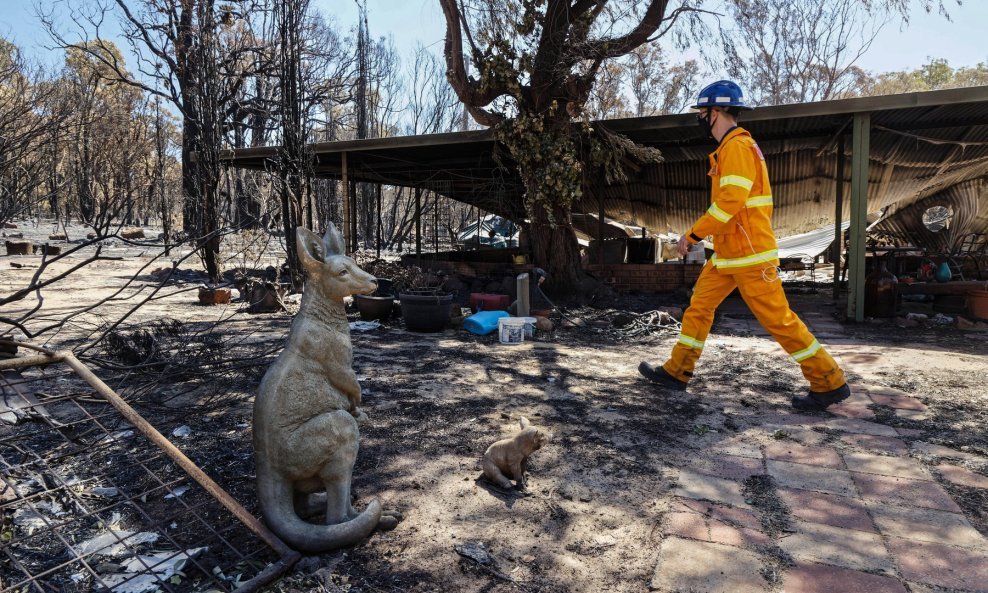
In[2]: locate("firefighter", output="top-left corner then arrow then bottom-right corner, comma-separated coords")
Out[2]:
638,80 -> 850,410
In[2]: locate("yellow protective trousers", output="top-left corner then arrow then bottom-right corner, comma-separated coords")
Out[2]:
662,260 -> 846,393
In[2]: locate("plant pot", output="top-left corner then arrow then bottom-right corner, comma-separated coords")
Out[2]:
967,289 -> 988,321
354,294 -> 395,321
399,292 -> 454,332
374,277 -> 394,296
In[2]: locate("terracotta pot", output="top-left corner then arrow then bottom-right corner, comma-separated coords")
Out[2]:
967,288 -> 988,321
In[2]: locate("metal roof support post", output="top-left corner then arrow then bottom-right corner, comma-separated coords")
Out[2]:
350,181 -> 359,252
415,186 -> 422,256
847,112 -> 870,322
342,151 -> 350,254
832,132 -> 845,302
597,182 -> 605,266
376,183 -> 382,258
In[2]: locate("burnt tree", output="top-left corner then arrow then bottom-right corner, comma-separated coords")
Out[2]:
44,0 -> 268,283
440,0 -> 669,290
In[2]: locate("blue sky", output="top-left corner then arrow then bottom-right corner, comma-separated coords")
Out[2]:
3,0 -> 986,75
323,0 -> 988,74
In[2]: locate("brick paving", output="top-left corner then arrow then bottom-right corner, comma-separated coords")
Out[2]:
842,451 -> 933,480
829,400 -> 876,419
784,562 -> 908,593
777,488 -> 877,532
852,472 -> 963,512
779,520 -> 895,572
888,537 -> 988,592
766,459 -> 858,496
764,442 -> 844,468
937,463 -> 988,489
824,417 -> 900,437
841,433 -> 909,455
866,501 -> 986,548
663,500 -> 772,548
912,441 -> 982,461
652,374 -> 988,593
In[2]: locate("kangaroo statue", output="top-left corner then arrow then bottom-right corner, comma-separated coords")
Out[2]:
253,223 -> 398,553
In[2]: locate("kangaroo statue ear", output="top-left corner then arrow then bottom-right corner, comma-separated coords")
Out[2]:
323,222 -> 345,256
296,227 -> 325,271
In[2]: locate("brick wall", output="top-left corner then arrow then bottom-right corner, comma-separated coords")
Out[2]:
585,263 -> 704,292
401,257 -> 534,278
402,256 -> 703,293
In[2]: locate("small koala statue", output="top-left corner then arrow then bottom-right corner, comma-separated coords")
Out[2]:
481,417 -> 551,490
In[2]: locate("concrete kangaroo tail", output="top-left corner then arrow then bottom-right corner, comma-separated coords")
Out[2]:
256,463 -> 382,553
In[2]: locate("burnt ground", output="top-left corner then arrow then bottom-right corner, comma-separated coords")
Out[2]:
2,238 -> 987,593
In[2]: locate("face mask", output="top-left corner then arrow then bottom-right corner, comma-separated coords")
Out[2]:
696,110 -> 716,140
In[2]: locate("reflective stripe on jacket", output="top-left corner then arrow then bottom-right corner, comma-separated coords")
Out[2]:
687,127 -> 779,274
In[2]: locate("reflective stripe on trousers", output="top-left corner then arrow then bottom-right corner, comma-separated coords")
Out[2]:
661,260 -> 846,392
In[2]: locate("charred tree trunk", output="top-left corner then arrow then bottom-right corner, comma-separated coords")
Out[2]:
529,201 -> 583,291
276,0 -> 310,292
181,111 -> 221,284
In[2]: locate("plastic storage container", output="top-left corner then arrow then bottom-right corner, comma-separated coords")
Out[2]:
469,293 -> 510,313
685,242 -> 706,263
463,310 -> 510,335
498,317 -> 526,344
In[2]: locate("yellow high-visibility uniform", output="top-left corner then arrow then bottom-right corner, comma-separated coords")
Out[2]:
662,127 -> 846,393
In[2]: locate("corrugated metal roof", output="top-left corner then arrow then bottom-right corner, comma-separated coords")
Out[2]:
221,86 -> 988,249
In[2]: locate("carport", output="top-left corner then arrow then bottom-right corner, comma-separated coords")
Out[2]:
221,86 -> 988,321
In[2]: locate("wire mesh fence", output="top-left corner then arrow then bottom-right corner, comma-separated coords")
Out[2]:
0,349 -> 297,593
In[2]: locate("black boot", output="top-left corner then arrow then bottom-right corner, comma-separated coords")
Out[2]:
638,362 -> 688,391
791,383 -> 851,411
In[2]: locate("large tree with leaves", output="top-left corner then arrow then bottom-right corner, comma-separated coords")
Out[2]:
440,0 -> 672,290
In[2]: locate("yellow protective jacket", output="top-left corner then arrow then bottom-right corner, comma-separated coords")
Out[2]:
686,127 -> 779,274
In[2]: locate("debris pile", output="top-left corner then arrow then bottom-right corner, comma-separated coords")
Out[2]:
891,312 -> 988,330
609,308 -> 683,338
1,356 -> 293,593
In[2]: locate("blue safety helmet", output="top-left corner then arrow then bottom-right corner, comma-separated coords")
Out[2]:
691,80 -> 753,111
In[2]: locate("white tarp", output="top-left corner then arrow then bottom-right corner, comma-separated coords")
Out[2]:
776,221 -> 850,260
